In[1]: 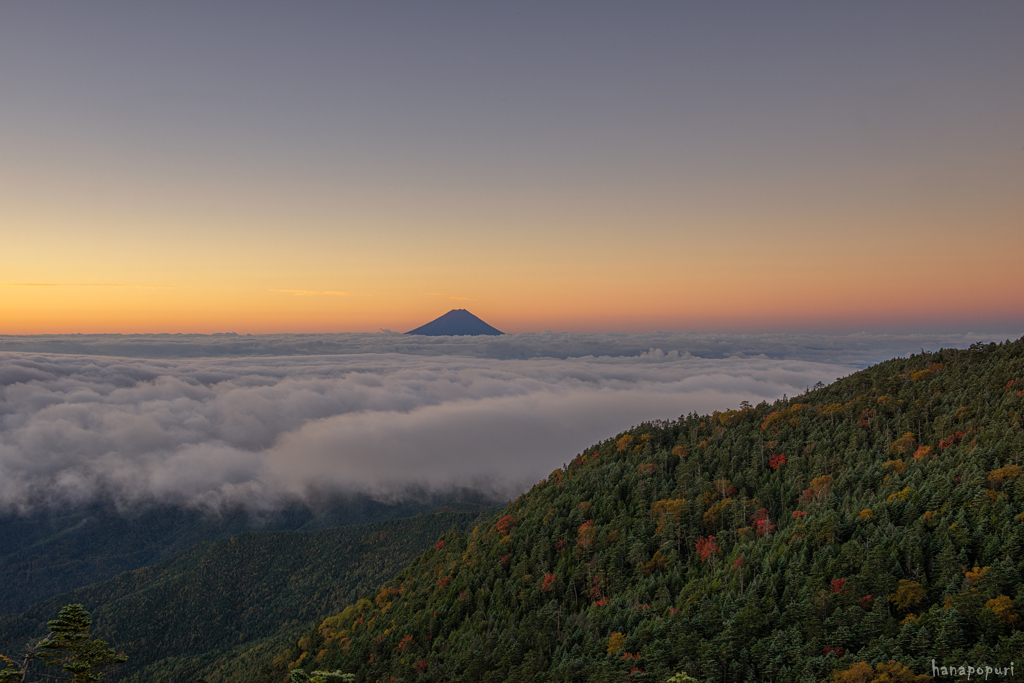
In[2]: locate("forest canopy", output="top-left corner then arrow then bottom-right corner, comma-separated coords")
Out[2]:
255,338 -> 1024,682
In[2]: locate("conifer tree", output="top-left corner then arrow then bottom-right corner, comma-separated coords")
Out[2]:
0,604 -> 127,683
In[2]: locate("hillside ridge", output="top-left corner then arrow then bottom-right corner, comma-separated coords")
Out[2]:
0,504 -> 496,683
257,338 -> 1024,683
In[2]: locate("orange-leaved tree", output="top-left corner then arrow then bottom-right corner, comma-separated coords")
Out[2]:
831,660 -> 930,682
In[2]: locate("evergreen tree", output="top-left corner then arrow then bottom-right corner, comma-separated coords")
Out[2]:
0,604 -> 126,683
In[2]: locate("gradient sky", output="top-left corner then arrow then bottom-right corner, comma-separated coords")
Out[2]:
2,2 -> 1022,334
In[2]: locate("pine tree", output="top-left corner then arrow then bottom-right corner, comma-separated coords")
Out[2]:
1,604 -> 128,683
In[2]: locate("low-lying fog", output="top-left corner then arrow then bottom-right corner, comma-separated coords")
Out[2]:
0,331 -> 1011,512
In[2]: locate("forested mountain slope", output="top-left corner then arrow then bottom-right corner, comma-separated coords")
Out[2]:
0,504 -> 308,615
0,495 -> 486,615
260,339 -> 1024,683
0,504 -> 493,683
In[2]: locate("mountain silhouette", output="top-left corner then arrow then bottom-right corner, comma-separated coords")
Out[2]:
405,309 -> 504,336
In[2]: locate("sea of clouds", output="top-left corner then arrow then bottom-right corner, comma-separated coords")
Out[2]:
0,331 -> 1017,512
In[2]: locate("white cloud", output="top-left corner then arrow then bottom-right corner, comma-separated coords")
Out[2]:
2,330 -> 1019,512
0,344 -> 864,512
3,330 -> 1018,364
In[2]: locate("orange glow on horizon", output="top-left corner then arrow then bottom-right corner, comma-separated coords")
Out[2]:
3,162 -> 1021,336
3,265 -> 1022,336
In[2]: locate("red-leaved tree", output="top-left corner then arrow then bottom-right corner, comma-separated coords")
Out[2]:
695,536 -> 719,564
496,515 -> 515,535
751,508 -> 775,536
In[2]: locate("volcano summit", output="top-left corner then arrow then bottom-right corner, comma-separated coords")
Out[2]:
405,309 -> 504,336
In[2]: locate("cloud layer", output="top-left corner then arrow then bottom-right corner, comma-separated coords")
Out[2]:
2,330 -> 1017,364
0,342 -> 865,512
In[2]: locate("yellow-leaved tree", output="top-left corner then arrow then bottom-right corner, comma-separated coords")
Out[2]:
606,632 -> 625,655
888,579 -> 926,612
831,660 -> 930,682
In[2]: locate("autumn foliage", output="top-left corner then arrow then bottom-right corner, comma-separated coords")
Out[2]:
262,338 -> 1024,683
750,508 -> 775,536
883,459 -> 907,475
988,465 -> 1021,486
496,514 -> 515,535
830,660 -> 930,682
641,551 -> 668,575
887,580 -> 925,611
761,404 -> 804,432
652,498 -> 685,534
810,475 -> 832,498
985,595 -> 1022,626
889,431 -> 916,455
576,520 -> 597,549
695,536 -> 719,562
964,566 -> 989,586
395,635 -> 415,653
938,430 -> 966,449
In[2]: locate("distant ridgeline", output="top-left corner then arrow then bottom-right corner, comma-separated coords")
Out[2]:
0,495 -> 481,616
256,338 -> 1024,683
405,309 -> 504,336
0,505 -> 496,683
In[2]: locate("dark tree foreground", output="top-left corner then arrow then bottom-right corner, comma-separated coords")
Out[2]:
1,605 -> 126,683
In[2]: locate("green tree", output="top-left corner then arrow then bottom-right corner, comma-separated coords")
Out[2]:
0,604 -> 127,683
666,672 -> 699,683
1,655 -> 24,683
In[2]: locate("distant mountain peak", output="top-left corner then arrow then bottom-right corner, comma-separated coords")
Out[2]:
405,309 -> 504,336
